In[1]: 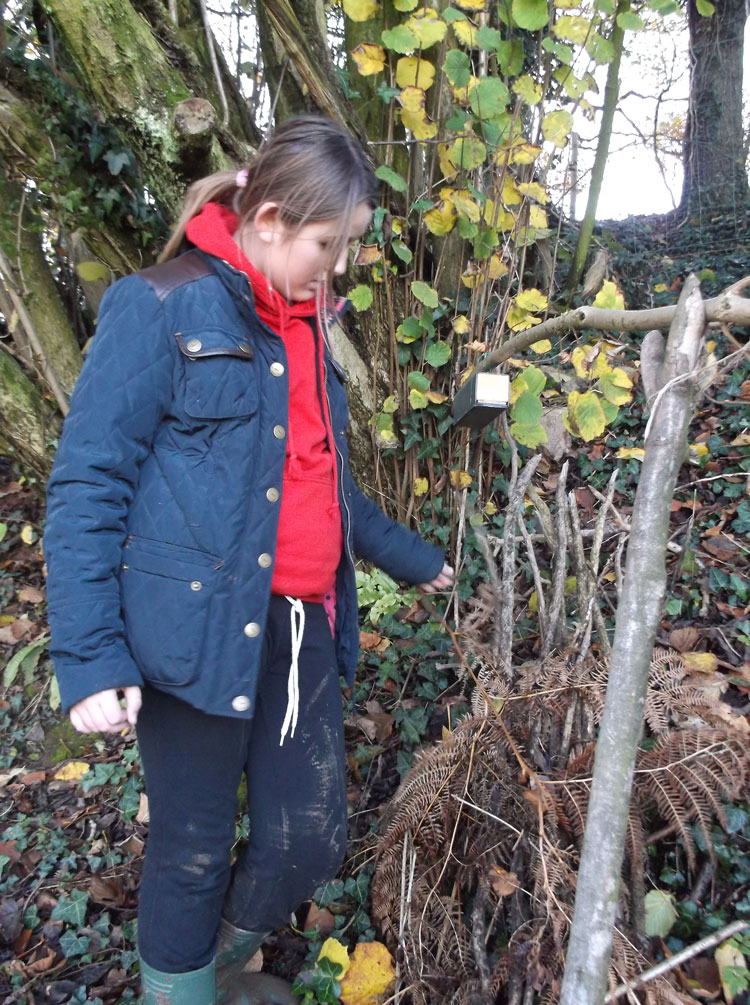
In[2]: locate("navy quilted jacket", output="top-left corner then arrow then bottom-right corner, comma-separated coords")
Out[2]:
44,251 -> 444,717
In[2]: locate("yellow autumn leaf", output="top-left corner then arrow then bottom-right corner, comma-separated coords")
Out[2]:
339,941 -> 396,1005
426,390 -> 448,404
689,442 -> 710,457
454,0 -> 485,7
399,85 -> 426,112
501,139 -> 542,165
616,446 -> 645,461
318,937 -> 350,977
437,141 -> 458,179
716,939 -> 746,1003
592,279 -> 625,310
54,761 -> 91,782
654,282 -> 668,292
682,651 -> 718,674
342,0 -> 379,21
531,339 -> 552,353
413,477 -> 429,496
567,390 -> 607,442
528,205 -> 548,229
507,305 -> 538,331
485,501 -> 497,515
406,7 -> 447,47
450,188 -> 481,222
452,17 -> 479,47
501,177 -> 522,206
541,108 -> 573,147
351,43 -> 386,75
516,288 -> 548,313
21,524 -> 36,545
452,315 -> 470,335
517,181 -> 549,204
395,56 -> 435,90
487,252 -> 509,279
450,470 -> 472,489
423,197 -> 456,236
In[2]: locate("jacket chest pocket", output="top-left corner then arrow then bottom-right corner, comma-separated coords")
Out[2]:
176,329 -> 258,419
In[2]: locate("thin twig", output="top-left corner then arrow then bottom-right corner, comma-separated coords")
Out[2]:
604,919 -> 749,1002
198,0 -> 229,126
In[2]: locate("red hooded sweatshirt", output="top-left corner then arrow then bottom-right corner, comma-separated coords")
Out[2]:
185,203 -> 342,602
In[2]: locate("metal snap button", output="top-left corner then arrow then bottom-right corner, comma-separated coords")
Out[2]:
258,553 -> 272,568
243,622 -> 261,638
273,425 -> 285,439
270,362 -> 285,377
266,487 -> 280,503
186,338 -> 202,353
190,580 -> 202,591
238,342 -> 251,353
232,695 -> 251,712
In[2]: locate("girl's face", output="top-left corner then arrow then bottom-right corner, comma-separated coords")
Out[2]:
240,201 -> 373,302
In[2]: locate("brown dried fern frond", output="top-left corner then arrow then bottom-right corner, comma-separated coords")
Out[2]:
645,647 -> 731,733
633,726 -> 748,867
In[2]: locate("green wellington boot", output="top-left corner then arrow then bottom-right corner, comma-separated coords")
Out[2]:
215,919 -> 296,1005
140,956 -> 216,1004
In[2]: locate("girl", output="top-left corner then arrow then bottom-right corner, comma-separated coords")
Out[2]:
44,117 -> 453,1005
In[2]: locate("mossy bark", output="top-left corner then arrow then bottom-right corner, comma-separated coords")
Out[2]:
0,176 -> 82,397
0,348 -> 59,479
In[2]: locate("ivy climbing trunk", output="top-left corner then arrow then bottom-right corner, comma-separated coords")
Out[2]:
559,274 -> 707,1004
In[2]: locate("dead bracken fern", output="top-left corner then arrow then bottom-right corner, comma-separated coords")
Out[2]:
372,651 -> 749,1004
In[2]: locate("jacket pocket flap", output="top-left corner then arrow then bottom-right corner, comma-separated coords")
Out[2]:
176,329 -> 258,419
122,536 -> 222,582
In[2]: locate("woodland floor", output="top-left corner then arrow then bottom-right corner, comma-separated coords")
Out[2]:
1,214 -> 750,1003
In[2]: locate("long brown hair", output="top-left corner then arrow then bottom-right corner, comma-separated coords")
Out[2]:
159,117 -> 378,267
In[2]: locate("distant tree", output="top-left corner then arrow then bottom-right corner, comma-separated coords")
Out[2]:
679,0 -> 749,220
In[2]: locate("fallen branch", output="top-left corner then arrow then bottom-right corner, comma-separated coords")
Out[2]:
604,919 -> 749,1002
477,280 -> 750,373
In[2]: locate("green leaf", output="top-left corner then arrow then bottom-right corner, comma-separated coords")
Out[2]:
476,25 -> 502,50
469,76 -> 510,119
541,37 -> 574,65
518,364 -> 546,396
443,49 -> 471,88
382,395 -> 398,413
496,39 -> 525,74
441,7 -> 467,22
511,390 -> 543,425
409,388 -> 429,409
59,929 -> 90,958
49,676 -> 61,712
569,391 -> 607,441
695,0 -> 714,12
425,341 -> 452,367
394,0 -> 419,8
511,0 -> 549,31
510,422 -> 547,448
586,32 -> 615,64
3,635 -> 49,688
375,165 -> 407,192
51,889 -> 89,926
411,281 -> 439,308
644,890 -> 677,937
472,226 -> 499,260
616,11 -> 645,29
541,109 -> 574,147
0,523 -> 6,542
457,216 -> 479,239
391,239 -> 413,264
397,316 -> 422,342
348,284 -> 374,310
407,371 -> 430,392
451,135 -> 487,170
381,24 -> 417,53
76,261 -> 110,283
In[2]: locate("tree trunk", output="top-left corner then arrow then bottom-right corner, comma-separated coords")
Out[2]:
679,0 -> 749,221
559,275 -> 707,1004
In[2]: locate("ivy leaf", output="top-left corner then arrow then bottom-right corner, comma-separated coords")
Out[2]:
342,0 -> 379,20
644,890 -> 677,937
375,165 -> 407,192
349,285 -> 374,311
472,226 -> 499,260
318,937 -> 350,977
381,25 -> 417,53
425,341 -> 452,367
511,0 -> 549,30
411,281 -> 439,308
409,388 -> 429,409
51,889 -> 89,926
105,150 -> 131,175
59,930 -> 90,958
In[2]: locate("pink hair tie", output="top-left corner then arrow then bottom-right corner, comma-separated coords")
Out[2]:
236,168 -> 249,188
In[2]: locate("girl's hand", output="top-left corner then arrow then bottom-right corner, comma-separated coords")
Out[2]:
69,687 -> 142,734
419,562 -> 455,594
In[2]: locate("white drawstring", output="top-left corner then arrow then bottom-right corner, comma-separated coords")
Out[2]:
279,597 -> 305,746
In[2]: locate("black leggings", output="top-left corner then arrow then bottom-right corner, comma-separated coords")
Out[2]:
135,597 -> 347,972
